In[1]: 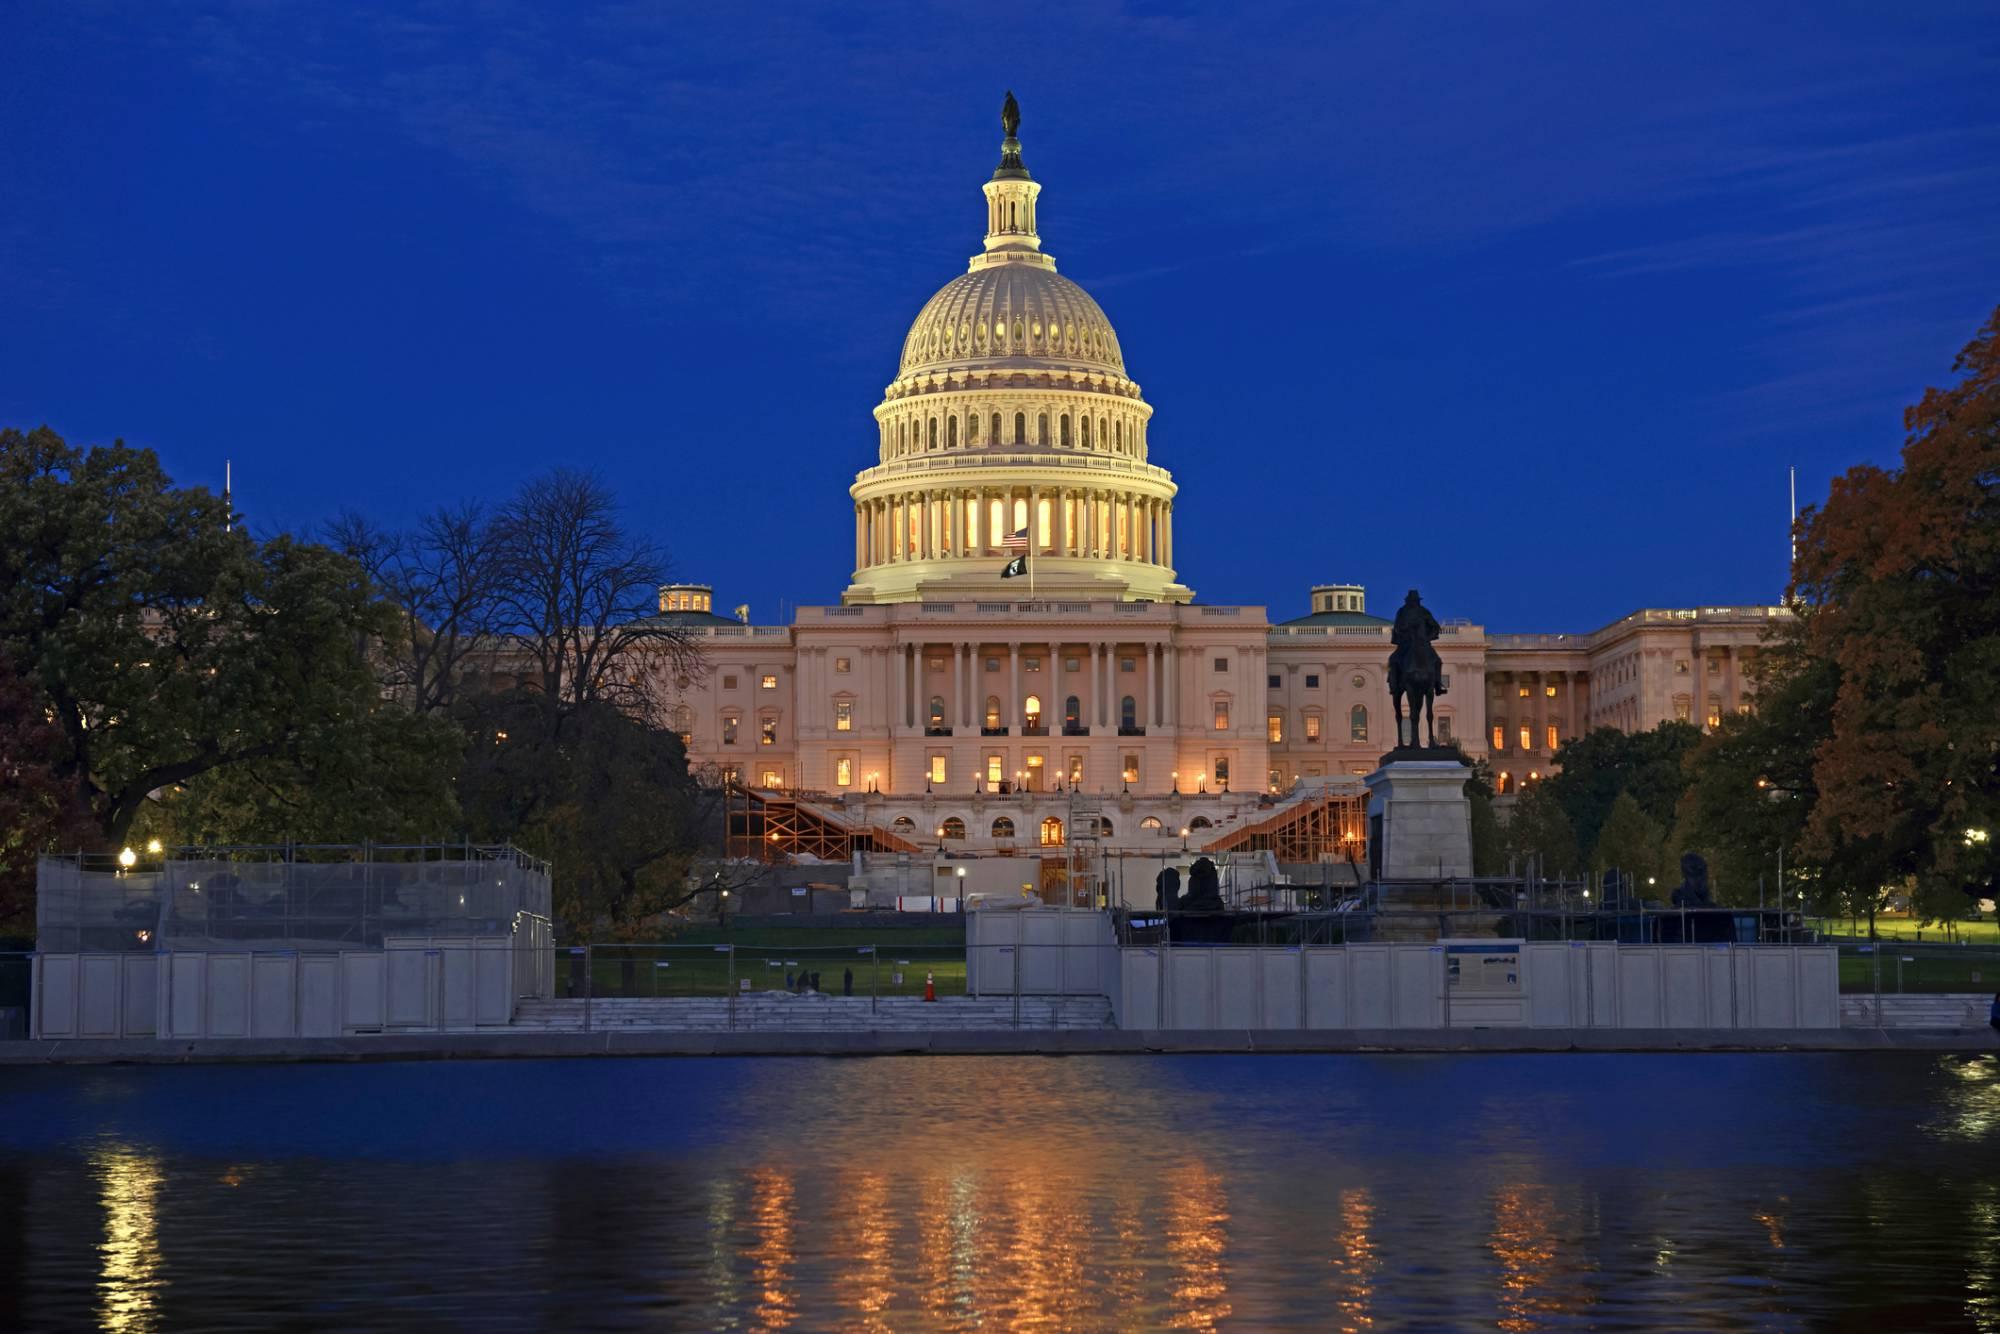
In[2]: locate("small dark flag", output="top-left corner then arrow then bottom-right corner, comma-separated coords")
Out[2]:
1000,555 -> 1028,578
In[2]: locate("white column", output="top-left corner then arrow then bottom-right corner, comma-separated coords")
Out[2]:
1147,643 -> 1159,729
951,641 -> 963,733
1008,643 -> 1021,733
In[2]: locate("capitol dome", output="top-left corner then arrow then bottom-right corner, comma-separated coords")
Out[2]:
845,94 -> 1189,607
899,265 -> 1125,379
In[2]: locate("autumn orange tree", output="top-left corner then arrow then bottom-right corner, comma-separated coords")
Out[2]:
1784,304 -> 1999,919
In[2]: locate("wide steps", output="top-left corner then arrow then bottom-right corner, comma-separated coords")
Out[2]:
511,995 -> 1116,1033
1840,994 -> 1990,1028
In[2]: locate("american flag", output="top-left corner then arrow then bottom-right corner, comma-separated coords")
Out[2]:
1000,526 -> 1030,553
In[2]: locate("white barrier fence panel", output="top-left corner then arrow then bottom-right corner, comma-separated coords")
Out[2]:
1116,943 -> 1840,1030
33,933 -> 547,1039
967,909 -> 1116,997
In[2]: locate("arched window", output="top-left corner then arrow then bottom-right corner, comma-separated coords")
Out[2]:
1139,816 -> 1163,831
929,696 -> 946,728
984,695 -> 1002,730
1014,412 -> 1026,443
1081,416 -> 1092,449
1350,705 -> 1369,742
940,816 -> 966,840
1037,413 -> 1049,445
1121,695 -> 1138,730
892,816 -> 916,832
947,417 -> 958,448
967,414 -> 978,444
928,418 -> 937,450
1095,816 -> 1114,837
1064,695 -> 1081,729
1115,420 -> 1123,451
669,705 -> 694,743
1023,694 -> 1042,728
992,817 -> 1015,838
1099,418 -> 1109,453
991,412 -> 1002,444
1189,816 -> 1213,829
1061,414 -> 1072,446
1040,816 -> 1065,847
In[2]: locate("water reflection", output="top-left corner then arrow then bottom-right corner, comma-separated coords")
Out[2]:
1329,1186 -> 1376,1330
92,1144 -> 162,1333
0,1055 -> 1996,1329
745,1167 -> 795,1330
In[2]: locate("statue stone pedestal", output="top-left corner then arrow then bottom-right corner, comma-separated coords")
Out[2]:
1365,758 -> 1472,881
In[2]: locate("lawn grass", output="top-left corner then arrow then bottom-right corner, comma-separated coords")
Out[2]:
1836,948 -> 2000,994
1813,915 -> 2000,943
573,941 -> 972,999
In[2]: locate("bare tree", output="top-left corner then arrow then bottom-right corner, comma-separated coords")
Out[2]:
488,469 -> 701,722
326,503 -> 502,715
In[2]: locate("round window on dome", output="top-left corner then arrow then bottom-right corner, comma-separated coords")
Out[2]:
994,321 -> 1005,340
1032,322 -> 1042,340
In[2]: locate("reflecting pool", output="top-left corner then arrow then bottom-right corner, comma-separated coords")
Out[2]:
3,1053 -> 1999,1329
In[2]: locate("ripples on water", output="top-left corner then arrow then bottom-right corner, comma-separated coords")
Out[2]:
3,1053 -> 2000,1330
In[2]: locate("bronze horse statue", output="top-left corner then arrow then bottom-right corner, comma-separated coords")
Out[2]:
1388,589 -> 1447,750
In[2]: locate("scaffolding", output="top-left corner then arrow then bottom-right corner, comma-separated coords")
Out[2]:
724,786 -> 923,861
1204,789 -> 1369,863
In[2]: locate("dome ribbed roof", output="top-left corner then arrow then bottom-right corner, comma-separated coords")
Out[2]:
899,264 -> 1125,378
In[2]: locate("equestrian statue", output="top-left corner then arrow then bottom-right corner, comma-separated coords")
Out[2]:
1387,589 -> 1449,753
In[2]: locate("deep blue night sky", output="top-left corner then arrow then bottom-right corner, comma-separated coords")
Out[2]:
4,4 -> 1995,631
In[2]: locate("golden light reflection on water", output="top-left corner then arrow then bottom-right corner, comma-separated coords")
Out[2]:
835,1171 -> 894,1333
92,1144 -> 163,1334
1969,1181 -> 2000,1334
745,1167 -> 795,1331
1488,1183 -> 1593,1332
1754,1197 -> 1788,1251
1165,1163 -> 1232,1329
1941,1055 -> 2000,1139
1330,1186 -> 1377,1330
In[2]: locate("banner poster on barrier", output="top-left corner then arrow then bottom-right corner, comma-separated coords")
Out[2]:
1443,939 -> 1523,995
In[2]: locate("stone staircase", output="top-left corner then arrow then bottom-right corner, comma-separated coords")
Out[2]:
1840,993 -> 1993,1029
511,994 -> 1116,1033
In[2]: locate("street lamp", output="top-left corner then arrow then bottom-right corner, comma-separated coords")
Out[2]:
117,847 -> 136,870
1180,826 -> 1191,852
145,838 -> 163,855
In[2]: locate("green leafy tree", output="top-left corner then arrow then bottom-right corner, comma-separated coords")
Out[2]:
1591,790 -> 1669,887
1503,784 -> 1582,880
0,426 -> 455,846
1545,721 -> 1704,854
1789,305 -> 2000,920
0,653 -> 98,934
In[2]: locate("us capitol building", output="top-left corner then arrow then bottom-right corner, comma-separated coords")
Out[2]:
657,101 -> 1785,861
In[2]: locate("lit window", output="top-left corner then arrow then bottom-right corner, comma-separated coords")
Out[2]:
985,696 -> 1001,729
928,656 -> 944,671
722,716 -> 739,745
1546,724 -> 1559,751
987,754 -> 1003,785
1214,701 -> 1230,731
834,701 -> 853,732
1023,694 -> 1042,728
1140,815 -> 1162,831
835,758 -> 852,786
1676,660 -> 1690,675
1675,699 -> 1692,721
760,718 -> 777,746
1497,772 -> 1511,795
1024,657 -> 1041,672
1492,724 -> 1506,751
760,674 -> 778,690
762,769 -> 783,787
1268,711 -> 1284,743
1214,758 -> 1230,784
992,817 -> 1015,838
1123,754 -> 1139,783
1305,674 -> 1319,689
1040,817 -> 1064,847
1517,685 -> 1530,698
928,696 -> 945,728
1350,673 -> 1365,689
930,755 -> 947,784
1519,724 -> 1532,751
1305,713 -> 1321,741
1350,705 -> 1368,742
1067,755 -> 1083,785
722,767 -> 739,786
1544,684 -> 1557,698
834,658 -> 851,674
1214,657 -> 1229,672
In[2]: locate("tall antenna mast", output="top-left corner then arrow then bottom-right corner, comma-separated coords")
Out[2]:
225,459 -> 233,534
1788,465 -> 1797,569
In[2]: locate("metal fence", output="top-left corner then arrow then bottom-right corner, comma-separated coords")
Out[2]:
36,845 -> 552,952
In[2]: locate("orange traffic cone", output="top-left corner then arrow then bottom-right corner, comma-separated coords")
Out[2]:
923,970 -> 937,1002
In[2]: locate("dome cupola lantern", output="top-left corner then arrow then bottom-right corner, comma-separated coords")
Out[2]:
981,90 -> 1047,268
